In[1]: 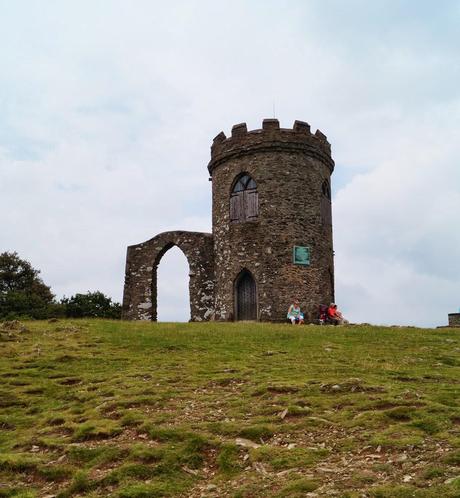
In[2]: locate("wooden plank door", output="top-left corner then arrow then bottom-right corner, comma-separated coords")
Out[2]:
236,271 -> 257,320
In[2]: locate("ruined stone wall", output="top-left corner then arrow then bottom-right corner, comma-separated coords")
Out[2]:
448,313 -> 460,327
122,231 -> 215,321
209,119 -> 335,322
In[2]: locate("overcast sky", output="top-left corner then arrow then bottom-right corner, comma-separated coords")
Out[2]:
1,0 -> 459,327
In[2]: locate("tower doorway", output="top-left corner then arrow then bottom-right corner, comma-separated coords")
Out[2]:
235,270 -> 257,320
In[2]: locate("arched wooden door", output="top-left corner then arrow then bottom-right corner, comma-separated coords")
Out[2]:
235,270 -> 257,320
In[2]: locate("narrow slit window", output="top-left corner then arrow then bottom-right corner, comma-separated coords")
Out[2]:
321,179 -> 332,225
322,179 -> 331,200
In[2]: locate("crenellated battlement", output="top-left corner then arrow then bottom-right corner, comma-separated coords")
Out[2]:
208,119 -> 334,174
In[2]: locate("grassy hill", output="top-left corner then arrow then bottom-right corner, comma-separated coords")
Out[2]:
0,320 -> 459,498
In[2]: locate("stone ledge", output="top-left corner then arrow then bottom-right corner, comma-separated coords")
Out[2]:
208,141 -> 334,174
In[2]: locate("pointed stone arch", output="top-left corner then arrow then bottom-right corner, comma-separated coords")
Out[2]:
122,231 -> 215,321
155,244 -> 190,321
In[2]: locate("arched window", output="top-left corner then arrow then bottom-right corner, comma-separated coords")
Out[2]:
230,174 -> 258,223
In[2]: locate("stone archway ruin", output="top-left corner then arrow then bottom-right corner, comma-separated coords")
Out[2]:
122,231 -> 215,321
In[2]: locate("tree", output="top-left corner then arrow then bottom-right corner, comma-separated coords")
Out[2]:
0,252 -> 55,319
61,291 -> 121,319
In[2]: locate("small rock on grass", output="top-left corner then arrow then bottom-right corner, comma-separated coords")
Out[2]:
183,465 -> 199,475
253,462 -> 268,475
276,467 -> 299,476
235,437 -> 260,449
279,408 -> 288,419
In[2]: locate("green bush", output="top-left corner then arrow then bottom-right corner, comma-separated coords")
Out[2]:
61,291 -> 121,319
0,252 -> 120,320
0,252 -> 55,319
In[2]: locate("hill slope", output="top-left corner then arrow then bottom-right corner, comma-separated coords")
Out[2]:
1,320 -> 459,497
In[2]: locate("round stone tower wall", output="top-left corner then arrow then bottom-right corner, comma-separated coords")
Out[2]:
208,119 -> 335,322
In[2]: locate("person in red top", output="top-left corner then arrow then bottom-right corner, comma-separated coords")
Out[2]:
327,303 -> 347,325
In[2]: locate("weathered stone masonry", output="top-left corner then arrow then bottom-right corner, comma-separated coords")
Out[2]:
122,119 -> 335,322
122,231 -> 215,321
448,313 -> 460,327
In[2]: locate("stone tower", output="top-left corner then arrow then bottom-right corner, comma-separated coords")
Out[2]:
122,119 -> 335,322
209,119 -> 334,322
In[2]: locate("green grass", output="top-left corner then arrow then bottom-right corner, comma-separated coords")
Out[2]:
0,319 -> 459,496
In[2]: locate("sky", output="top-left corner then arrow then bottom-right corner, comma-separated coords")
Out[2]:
1,0 -> 459,327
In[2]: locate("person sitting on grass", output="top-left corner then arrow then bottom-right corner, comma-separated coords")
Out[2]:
287,300 -> 304,325
319,304 -> 329,325
327,303 -> 347,325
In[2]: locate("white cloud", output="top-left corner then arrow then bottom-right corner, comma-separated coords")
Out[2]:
334,102 -> 460,327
